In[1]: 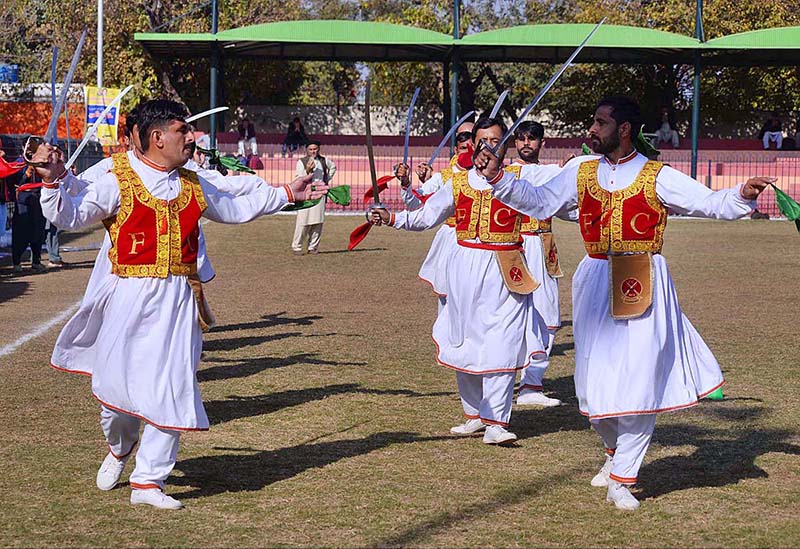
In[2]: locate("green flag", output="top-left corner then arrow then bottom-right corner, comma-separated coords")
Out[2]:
283,185 -> 351,212
771,183 -> 800,233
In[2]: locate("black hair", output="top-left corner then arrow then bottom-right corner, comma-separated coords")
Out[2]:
137,99 -> 189,152
596,96 -> 642,136
514,120 -> 544,141
124,105 -> 140,139
455,131 -> 472,143
470,116 -> 508,143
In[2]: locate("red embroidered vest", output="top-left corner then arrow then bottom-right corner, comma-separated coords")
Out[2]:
510,164 -> 554,234
451,170 -> 523,243
577,159 -> 667,255
104,153 -> 207,277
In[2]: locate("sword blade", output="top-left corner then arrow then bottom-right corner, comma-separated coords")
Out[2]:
45,28 -> 88,145
186,106 -> 229,123
50,47 -> 58,111
427,110 -> 475,166
489,89 -> 509,119
364,81 -> 380,206
64,85 -> 133,172
496,18 -> 605,151
402,87 -> 421,165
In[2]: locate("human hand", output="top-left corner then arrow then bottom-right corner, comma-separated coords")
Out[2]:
27,140 -> 66,183
741,177 -> 776,200
473,140 -> 504,181
288,173 -> 329,201
368,206 -> 391,225
394,163 -> 411,188
305,159 -> 316,174
416,162 -> 433,183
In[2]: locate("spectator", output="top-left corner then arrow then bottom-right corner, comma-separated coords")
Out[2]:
282,116 -> 309,158
291,140 -> 336,255
11,164 -> 47,273
759,112 -> 783,150
654,106 -> 679,149
237,117 -> 257,157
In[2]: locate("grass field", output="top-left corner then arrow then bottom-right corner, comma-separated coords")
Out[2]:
0,215 -> 798,548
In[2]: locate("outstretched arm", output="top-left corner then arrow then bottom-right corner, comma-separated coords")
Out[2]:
371,180 -> 455,231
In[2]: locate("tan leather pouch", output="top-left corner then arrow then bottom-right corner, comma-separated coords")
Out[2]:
188,275 -> 216,332
540,233 -> 563,278
495,249 -> 539,295
609,253 -> 653,319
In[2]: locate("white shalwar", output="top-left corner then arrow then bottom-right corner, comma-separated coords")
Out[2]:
512,161 -> 564,392
391,169 -> 545,427
490,152 -> 755,482
42,155 -> 291,487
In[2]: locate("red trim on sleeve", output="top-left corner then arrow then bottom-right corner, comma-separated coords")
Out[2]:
283,184 -> 294,203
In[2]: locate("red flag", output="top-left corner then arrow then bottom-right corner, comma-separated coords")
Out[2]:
411,189 -> 431,203
0,156 -> 25,179
363,175 -> 394,202
348,222 -> 372,251
456,149 -> 474,171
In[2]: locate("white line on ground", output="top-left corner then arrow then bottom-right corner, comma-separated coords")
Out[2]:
0,300 -> 80,360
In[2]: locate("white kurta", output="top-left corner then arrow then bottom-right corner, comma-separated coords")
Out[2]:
514,161 -> 564,331
400,168 -> 461,296
392,169 -> 545,374
41,155 -> 290,430
491,152 -> 756,418
294,156 -> 336,226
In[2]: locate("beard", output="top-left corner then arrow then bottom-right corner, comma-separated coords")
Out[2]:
518,147 -> 539,164
591,132 -> 620,155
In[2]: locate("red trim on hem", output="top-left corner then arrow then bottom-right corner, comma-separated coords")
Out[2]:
417,275 -> 447,297
463,413 -> 480,420
130,482 -> 162,490
519,384 -> 544,392
388,212 -> 396,227
609,473 -> 637,485
50,362 -> 92,377
92,394 -> 209,433
603,149 -> 637,167
457,240 -> 522,252
432,335 -> 529,374
579,381 -> 725,420
283,184 -> 294,203
138,153 -> 169,172
480,417 -> 509,428
41,182 -> 60,190
108,441 -> 138,461
486,170 -> 504,185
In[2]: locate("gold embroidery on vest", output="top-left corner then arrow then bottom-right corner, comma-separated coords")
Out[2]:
452,171 -> 521,243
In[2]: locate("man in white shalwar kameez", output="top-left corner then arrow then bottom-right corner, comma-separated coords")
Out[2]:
33,100 -> 327,510
371,117 -> 546,446
474,96 -> 771,510
509,121 -> 567,407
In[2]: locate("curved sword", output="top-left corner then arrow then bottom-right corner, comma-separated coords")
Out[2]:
427,110 -> 475,166
64,85 -> 134,172
45,29 -> 88,145
186,106 -> 229,123
365,81 -> 381,207
489,89 -> 509,119
403,87 -> 421,165
50,47 -> 58,112
488,18 -> 606,155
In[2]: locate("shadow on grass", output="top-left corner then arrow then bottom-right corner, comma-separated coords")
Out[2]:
202,332 -> 303,352
317,247 -> 387,254
511,375 -> 587,441
0,279 -> 29,303
172,431 -> 458,499
204,383 -> 456,426
210,311 -> 323,333
197,353 -> 367,382
639,407 -> 800,500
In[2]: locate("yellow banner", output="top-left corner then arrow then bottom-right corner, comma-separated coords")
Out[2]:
85,86 -> 121,147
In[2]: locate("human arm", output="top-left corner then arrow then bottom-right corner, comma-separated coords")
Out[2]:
489,159 -> 583,220
371,181 -> 455,231
655,166 -> 771,219
40,172 -> 120,229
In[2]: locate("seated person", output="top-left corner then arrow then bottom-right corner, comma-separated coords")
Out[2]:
759,112 -> 783,150
654,106 -> 679,149
282,117 -> 309,157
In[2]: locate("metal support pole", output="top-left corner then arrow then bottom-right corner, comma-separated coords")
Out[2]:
209,0 -> 219,148
450,0 -> 460,156
97,0 -> 103,88
690,0 -> 704,179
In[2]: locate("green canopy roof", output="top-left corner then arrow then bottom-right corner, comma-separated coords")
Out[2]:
136,20 -> 453,61
457,24 -> 701,64
703,26 -> 800,65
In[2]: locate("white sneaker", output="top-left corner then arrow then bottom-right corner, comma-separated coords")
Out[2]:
591,455 -> 613,487
482,425 -> 518,445
96,452 -> 130,491
606,481 -> 640,511
130,489 -> 184,510
450,418 -> 486,435
516,390 -> 562,407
